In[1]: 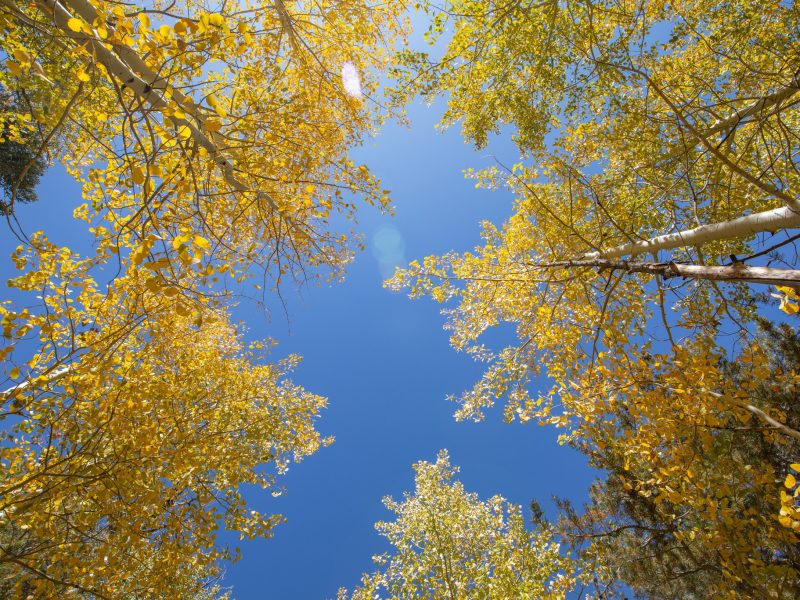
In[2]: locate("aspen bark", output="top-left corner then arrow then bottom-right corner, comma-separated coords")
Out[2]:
660,78 -> 800,163
39,0 -> 280,211
584,207 -> 800,260
0,365 -> 71,402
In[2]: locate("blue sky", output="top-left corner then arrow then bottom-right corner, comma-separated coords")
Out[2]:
0,53 -> 599,600
217,99 -> 597,598
0,99 -> 597,598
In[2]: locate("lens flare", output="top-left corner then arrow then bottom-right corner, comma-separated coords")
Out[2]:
341,62 -> 362,99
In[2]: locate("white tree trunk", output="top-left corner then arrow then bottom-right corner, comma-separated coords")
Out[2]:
661,79 -> 800,163
0,365 -> 71,403
65,0 -> 198,115
41,0 -> 280,212
584,207 -> 800,260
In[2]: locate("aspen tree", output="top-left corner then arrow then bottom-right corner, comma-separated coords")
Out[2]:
339,451 -> 581,599
0,0 -> 406,595
389,0 -> 800,594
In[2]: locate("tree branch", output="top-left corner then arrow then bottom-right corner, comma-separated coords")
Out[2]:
39,0 -> 276,209
531,258 -> 800,288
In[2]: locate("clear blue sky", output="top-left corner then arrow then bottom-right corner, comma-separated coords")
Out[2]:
0,79 -> 597,600
219,99 -> 597,598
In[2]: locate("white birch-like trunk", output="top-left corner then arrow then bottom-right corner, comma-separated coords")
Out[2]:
584,206 -> 800,260
661,80 -> 800,163
41,0 -> 280,211
537,258 -> 800,287
0,365 -> 72,402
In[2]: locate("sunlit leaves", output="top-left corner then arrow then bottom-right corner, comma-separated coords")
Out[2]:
0,0 -> 408,595
339,451 -> 580,599
389,0 -> 800,596
780,463 -> 800,532
774,286 -> 800,314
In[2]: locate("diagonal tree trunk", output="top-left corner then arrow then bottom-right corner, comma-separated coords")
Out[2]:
37,1 -> 334,259
38,0 -> 280,212
583,206 -> 800,260
0,365 -> 71,403
660,75 -> 800,163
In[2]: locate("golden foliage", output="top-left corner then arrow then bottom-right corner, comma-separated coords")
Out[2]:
339,451 -> 580,599
388,0 -> 800,595
0,0 -> 407,595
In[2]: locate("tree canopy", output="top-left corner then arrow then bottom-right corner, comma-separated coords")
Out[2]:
0,0 -> 406,595
0,92 -> 47,213
556,320 -> 800,598
387,0 -> 800,595
339,451 -> 581,599
390,0 -> 800,422
3,0 -> 800,597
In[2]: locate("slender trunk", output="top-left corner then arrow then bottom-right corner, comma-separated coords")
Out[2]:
583,207 -> 800,260
704,389 -> 800,442
661,77 -> 800,163
535,258 -> 800,288
39,0 -> 279,211
65,1 -> 198,116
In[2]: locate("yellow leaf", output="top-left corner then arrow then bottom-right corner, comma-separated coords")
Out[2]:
780,297 -> 799,314
67,18 -> 83,32
175,303 -> 190,317
6,60 -> 22,77
193,235 -> 211,250
209,13 -> 225,27
9,367 -> 20,379
131,246 -> 149,266
204,119 -> 221,133
13,49 -> 30,65
163,287 -> 180,298
776,285 -> 800,299
131,166 -> 146,185
791,463 -> 800,471
76,68 -> 90,82
172,235 -> 190,250
139,13 -> 150,29
786,473 -> 797,489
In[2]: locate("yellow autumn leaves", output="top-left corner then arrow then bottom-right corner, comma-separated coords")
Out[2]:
387,0 -> 800,596
0,0 -> 407,596
340,451 -> 581,599
780,464 -> 800,531
3,0 -> 800,597
775,285 -> 800,314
